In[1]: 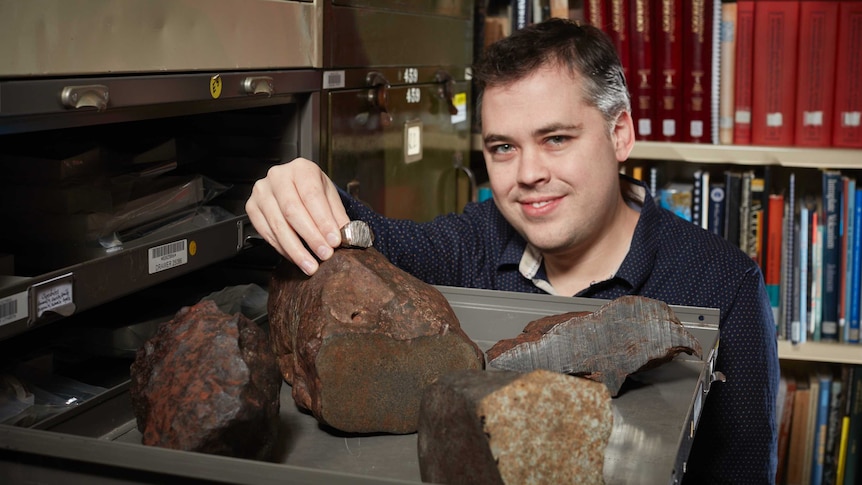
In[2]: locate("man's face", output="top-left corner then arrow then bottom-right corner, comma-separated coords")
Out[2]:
480,65 -> 632,257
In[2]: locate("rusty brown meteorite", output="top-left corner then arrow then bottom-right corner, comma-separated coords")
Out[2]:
129,300 -> 281,460
268,247 -> 485,434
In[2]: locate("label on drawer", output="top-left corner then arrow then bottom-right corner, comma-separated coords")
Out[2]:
148,239 -> 188,274
0,291 -> 28,326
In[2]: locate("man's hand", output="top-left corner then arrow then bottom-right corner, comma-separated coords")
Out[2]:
245,158 -> 350,275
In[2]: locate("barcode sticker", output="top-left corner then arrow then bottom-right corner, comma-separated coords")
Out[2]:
323,70 -> 345,90
148,239 -> 188,274
0,291 -> 27,326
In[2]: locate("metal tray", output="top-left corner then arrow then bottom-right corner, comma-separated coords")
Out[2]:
0,286 -> 720,485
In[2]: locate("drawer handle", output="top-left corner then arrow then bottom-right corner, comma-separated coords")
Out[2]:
242,76 -> 274,97
60,85 -> 109,111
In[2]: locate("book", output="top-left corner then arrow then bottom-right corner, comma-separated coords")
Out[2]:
822,170 -> 843,342
794,0 -> 839,147
767,193 -> 786,323
681,0 -> 714,143
777,371 -> 799,485
733,0 -> 755,145
719,0 -> 738,144
751,0 -> 800,146
692,169 -> 704,228
842,178 -> 856,342
708,182 -> 726,237
629,0 -> 655,141
739,171 -> 754,257
784,173 -> 798,341
724,171 -> 743,248
607,0 -> 630,81
659,182 -> 693,222
841,365 -> 862,485
823,370 -> 845,485
549,0 -> 569,19
849,189 -> 862,344
799,204 -> 810,343
832,0 -> 862,148
511,0 -> 533,30
655,0 -> 683,142
811,371 -> 834,485
787,374 -> 813,485
582,0 -> 608,29
811,214 -> 823,341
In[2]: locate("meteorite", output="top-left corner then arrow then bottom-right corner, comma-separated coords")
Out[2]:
129,300 -> 282,460
418,369 -> 613,485
486,295 -> 702,396
268,247 -> 485,434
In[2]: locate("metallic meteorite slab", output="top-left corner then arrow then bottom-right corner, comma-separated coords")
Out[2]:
487,295 -> 702,397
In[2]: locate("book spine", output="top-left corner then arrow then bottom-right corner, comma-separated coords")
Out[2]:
751,0 -> 800,146
682,0 -> 713,143
794,1 -> 840,147
608,0 -> 630,80
733,0 -> 755,144
822,171 -> 843,341
629,0 -> 655,140
799,204 -> 810,343
583,0 -> 608,29
708,183 -> 726,237
692,169 -> 703,228
549,0 -> 570,19
656,0 -> 683,141
719,1 -> 738,144
724,171 -> 742,248
832,0 -> 862,148
850,190 -> 862,344
511,0 -> 533,30
845,179 -> 857,342
785,173 -> 797,341
767,194 -> 785,322
842,365 -> 862,485
823,377 -> 843,485
811,373 -> 833,485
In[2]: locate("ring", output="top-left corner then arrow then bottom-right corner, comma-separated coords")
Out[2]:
339,221 -> 374,248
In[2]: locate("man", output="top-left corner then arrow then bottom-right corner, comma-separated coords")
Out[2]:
246,18 -> 778,484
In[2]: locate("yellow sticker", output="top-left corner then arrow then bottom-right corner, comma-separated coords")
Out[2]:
189,240 -> 198,256
453,92 -> 467,107
209,75 -> 222,99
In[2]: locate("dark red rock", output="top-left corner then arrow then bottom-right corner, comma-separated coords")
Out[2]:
129,300 -> 281,460
418,369 -> 613,485
268,247 -> 485,434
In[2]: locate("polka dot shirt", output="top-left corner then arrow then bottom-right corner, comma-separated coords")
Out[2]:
340,175 -> 779,484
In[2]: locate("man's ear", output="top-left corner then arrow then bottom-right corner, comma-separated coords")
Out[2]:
611,111 -> 635,163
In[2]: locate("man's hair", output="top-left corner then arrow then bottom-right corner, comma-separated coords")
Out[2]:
472,18 -> 631,131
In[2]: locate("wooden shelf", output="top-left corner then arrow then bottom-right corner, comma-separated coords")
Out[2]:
629,142 -> 862,168
777,340 -> 862,365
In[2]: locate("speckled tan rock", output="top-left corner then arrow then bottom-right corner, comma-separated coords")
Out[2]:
129,300 -> 281,460
418,369 -> 613,485
268,247 -> 485,434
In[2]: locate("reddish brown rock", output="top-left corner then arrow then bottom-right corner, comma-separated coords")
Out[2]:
486,295 -> 702,396
418,369 -> 613,485
129,300 -> 281,460
268,247 -> 485,434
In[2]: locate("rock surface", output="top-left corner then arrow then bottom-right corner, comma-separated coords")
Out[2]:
267,247 -> 485,434
129,300 -> 281,460
418,369 -> 613,485
486,295 -> 702,396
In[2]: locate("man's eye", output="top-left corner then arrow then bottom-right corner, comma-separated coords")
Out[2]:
491,144 -> 514,154
547,135 -> 568,145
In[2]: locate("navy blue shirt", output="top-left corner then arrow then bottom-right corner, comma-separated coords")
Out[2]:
340,177 -> 779,484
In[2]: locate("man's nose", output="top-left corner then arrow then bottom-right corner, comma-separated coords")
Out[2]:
516,148 -> 550,185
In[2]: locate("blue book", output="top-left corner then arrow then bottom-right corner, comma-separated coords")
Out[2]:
811,373 -> 833,485
821,171 -> 842,342
849,189 -> 862,344
843,178 -> 856,342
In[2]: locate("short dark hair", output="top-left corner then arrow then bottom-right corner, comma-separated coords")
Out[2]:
472,18 -> 630,130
